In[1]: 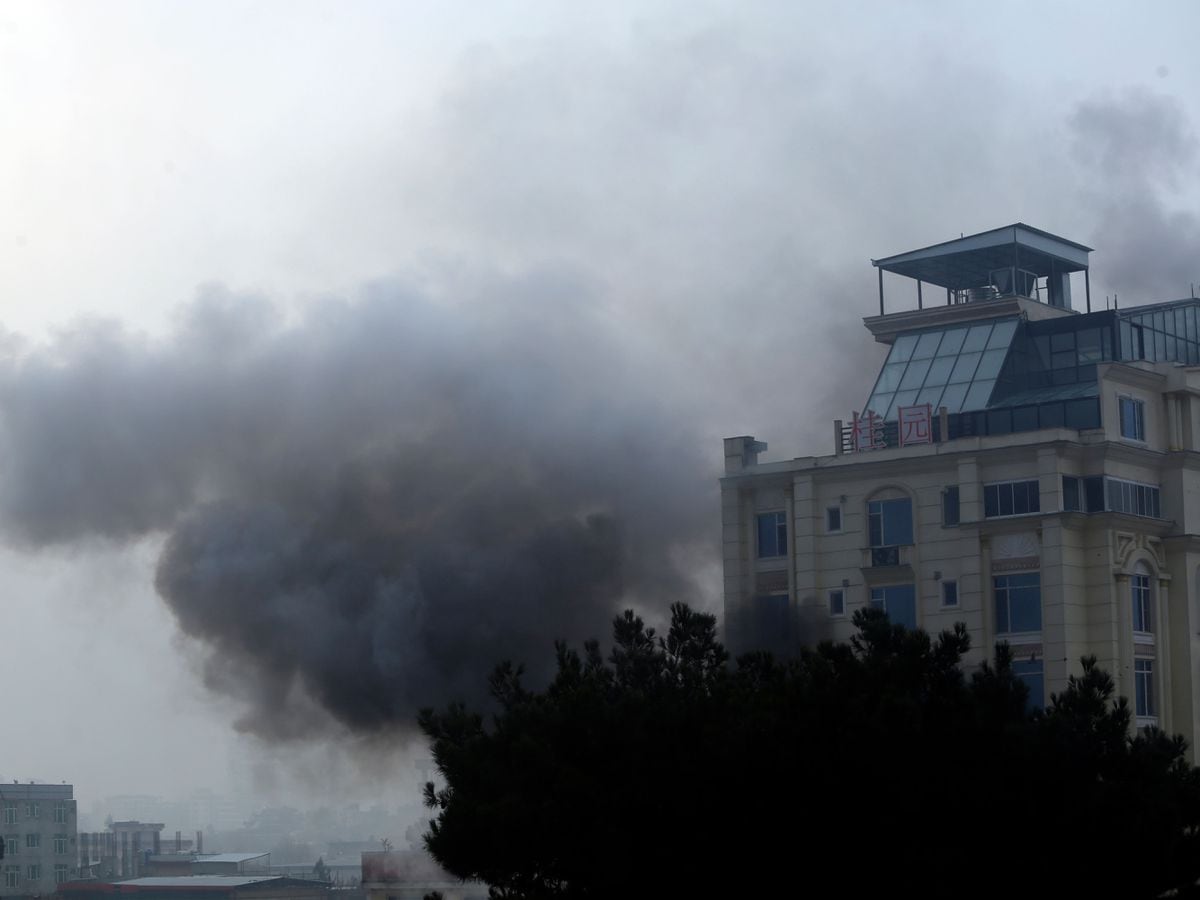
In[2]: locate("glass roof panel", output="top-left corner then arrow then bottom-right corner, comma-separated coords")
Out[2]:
961,324 -> 992,352
939,383 -> 969,413
986,319 -> 1017,349
949,352 -> 982,384
975,347 -> 1009,380
963,379 -> 996,410
874,362 -> 907,394
890,390 -> 919,417
911,331 -> 943,360
937,327 -> 968,356
923,356 -> 956,386
899,357 -> 932,390
890,333 -> 919,362
862,317 -> 1018,420
916,384 -> 944,408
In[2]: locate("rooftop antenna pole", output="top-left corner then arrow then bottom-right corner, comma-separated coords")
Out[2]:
1085,268 -> 1092,313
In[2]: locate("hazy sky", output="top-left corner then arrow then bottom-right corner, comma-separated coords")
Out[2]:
1,0 -> 1199,809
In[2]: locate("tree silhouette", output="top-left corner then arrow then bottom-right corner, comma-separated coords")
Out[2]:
420,605 -> 1200,899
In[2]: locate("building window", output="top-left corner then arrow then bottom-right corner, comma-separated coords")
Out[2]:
1012,658 -> 1045,710
829,589 -> 845,617
53,803 -> 68,825
1119,395 -> 1145,441
26,864 -> 39,881
25,833 -> 39,849
24,803 -> 38,820
868,497 -> 913,547
942,486 -> 960,526
869,584 -> 917,630
4,866 -> 17,888
4,835 -> 17,857
1135,658 -> 1156,718
941,581 -> 958,607
1106,478 -> 1162,518
756,511 -> 787,558
53,835 -> 68,855
983,480 -> 1040,518
826,506 -> 842,533
994,572 -> 1041,634
1132,567 -> 1153,634
2,806 -> 14,826
54,864 -> 68,885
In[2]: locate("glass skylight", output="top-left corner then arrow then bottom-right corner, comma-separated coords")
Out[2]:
863,318 -> 1018,419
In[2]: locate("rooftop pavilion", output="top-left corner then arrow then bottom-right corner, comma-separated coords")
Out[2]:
871,223 -> 1093,318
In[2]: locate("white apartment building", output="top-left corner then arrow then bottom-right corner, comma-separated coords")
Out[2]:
722,224 -> 1200,749
0,783 -> 78,897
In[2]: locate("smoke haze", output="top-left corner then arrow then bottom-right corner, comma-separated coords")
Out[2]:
1,5 -> 1199,795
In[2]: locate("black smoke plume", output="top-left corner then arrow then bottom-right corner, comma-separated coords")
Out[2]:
0,268 -> 712,738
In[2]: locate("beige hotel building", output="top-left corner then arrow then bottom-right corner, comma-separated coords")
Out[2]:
722,224 -> 1200,746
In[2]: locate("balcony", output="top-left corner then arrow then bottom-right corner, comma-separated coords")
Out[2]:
870,546 -> 900,567
861,544 -> 914,584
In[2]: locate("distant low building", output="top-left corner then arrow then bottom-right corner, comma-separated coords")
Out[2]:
59,875 -> 328,900
0,782 -> 78,898
360,851 -> 485,900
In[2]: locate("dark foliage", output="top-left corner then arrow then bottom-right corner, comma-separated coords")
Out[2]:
420,605 -> 1200,899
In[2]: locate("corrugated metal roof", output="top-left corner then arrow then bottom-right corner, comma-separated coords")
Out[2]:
196,854 -> 269,863
117,876 -> 284,887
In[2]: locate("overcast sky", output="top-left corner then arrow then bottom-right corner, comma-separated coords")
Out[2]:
1,0 -> 1199,811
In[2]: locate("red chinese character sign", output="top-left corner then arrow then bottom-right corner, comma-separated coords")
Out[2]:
851,409 -> 886,451
898,403 -> 933,446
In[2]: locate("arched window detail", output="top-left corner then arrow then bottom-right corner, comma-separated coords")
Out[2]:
1132,562 -> 1153,634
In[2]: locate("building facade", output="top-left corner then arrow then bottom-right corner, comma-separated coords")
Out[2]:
0,783 -> 78,897
722,224 -> 1200,750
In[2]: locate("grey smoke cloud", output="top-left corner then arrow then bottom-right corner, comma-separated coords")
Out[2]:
1072,88 -> 1200,304
0,269 -> 711,738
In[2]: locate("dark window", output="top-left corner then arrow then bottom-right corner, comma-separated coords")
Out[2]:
1084,476 -> 1105,512
1064,398 -> 1101,429
1135,658 -> 1155,718
1012,658 -> 1045,710
983,480 -> 1040,518
826,507 -> 842,533
1106,478 -> 1161,518
868,498 -> 913,547
1063,476 -> 1081,512
1132,571 -> 1153,633
756,512 -> 787,558
1119,396 -> 1145,441
995,572 -> 1041,633
942,486 -> 960,526
829,590 -> 845,616
869,584 -> 917,629
941,581 -> 958,607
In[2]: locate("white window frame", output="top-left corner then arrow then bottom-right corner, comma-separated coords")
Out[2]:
1119,394 -> 1145,442
53,834 -> 68,855
828,589 -> 845,617
1132,565 -> 1153,637
1135,657 -> 1156,722
983,479 -> 1040,518
25,833 -> 39,849
3,806 -> 16,826
54,864 -> 69,885
941,580 -> 959,607
53,802 -> 68,825
756,511 -> 787,558
4,866 -> 17,888
26,864 -> 40,881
